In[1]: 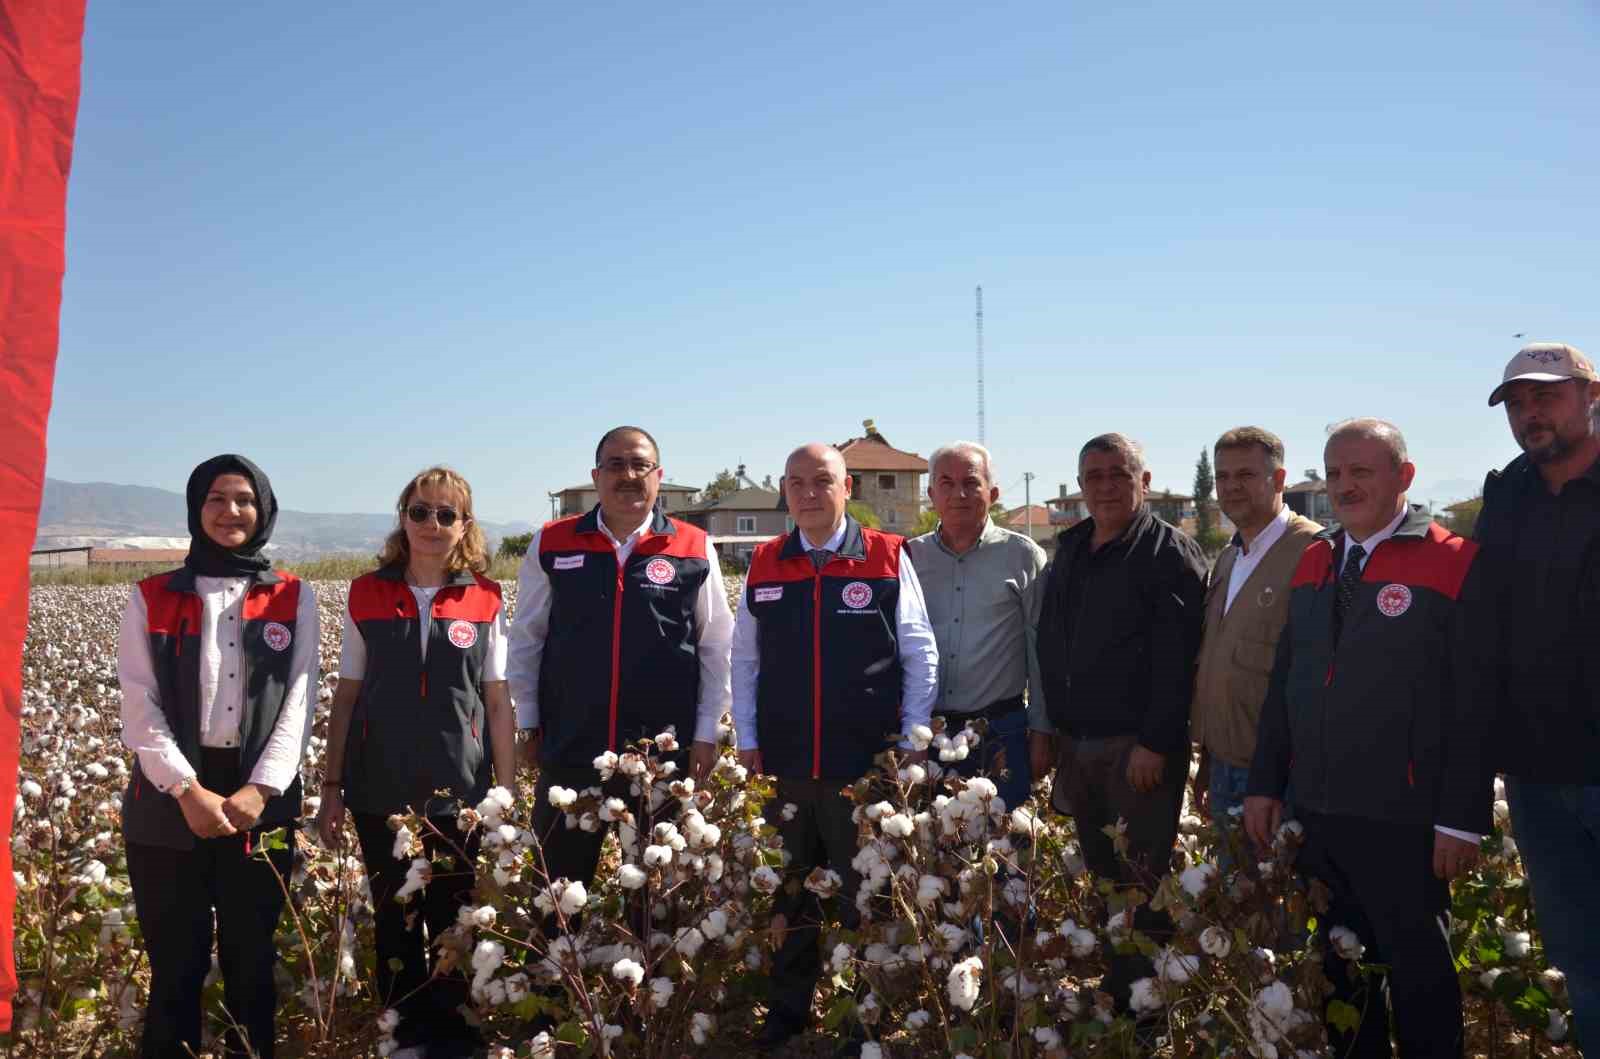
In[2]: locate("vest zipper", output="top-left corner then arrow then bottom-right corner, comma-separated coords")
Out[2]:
176,617 -> 185,655
812,565 -> 823,780
608,561 -> 624,752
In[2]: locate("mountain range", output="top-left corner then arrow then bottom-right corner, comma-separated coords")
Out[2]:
34,479 -> 536,559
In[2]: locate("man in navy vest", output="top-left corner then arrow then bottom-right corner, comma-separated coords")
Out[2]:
733,442 -> 938,1054
508,426 -> 734,905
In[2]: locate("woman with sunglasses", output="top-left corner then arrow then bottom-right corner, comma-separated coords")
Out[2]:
315,466 -> 515,1059
117,454 -> 317,1059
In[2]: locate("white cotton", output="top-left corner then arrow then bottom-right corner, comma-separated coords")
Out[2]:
390,824 -> 415,860
1199,925 -> 1232,958
701,907 -> 728,939
880,813 -> 914,838
593,751 -> 619,780
861,1044 -> 883,1059
557,880 -> 588,917
1033,1026 -> 1063,1049
1502,929 -> 1532,959
751,866 -> 780,893
643,844 -> 673,868
471,905 -> 497,928
649,976 -> 675,1010
547,785 -> 577,810
831,942 -> 854,973
909,724 -> 933,750
947,955 -> 983,1011
1329,925 -> 1365,960
1155,947 -> 1200,984
1129,977 -> 1165,1015
675,927 -> 706,959
1179,862 -> 1217,898
611,958 -> 644,987
905,1009 -> 931,1030
618,864 -> 647,890
690,1012 -> 715,1045
394,858 -> 431,900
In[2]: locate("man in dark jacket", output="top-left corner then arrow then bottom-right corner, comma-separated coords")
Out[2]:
1475,342 -> 1600,1052
1034,432 -> 1207,1010
1246,418 -> 1492,1059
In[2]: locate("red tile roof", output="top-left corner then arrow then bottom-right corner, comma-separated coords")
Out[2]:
836,436 -> 926,472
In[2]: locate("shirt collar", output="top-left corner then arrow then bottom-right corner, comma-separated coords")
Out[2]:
598,511 -> 654,550
800,518 -> 848,554
934,517 -> 1005,555
1234,504 -> 1292,556
1346,505 -> 1409,554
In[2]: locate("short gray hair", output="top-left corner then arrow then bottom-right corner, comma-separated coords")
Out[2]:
1078,433 -> 1145,475
1325,417 -> 1408,469
928,441 -> 996,484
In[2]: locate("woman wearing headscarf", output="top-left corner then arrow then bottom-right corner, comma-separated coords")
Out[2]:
117,454 -> 318,1058
315,466 -> 514,1059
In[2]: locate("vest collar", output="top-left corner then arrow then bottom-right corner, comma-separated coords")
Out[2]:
164,567 -> 282,594
779,514 -> 867,562
375,563 -> 477,587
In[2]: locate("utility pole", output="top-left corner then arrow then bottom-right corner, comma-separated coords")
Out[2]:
975,285 -> 986,445
1023,471 -> 1035,539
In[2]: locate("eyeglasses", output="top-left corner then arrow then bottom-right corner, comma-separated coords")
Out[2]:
598,459 -> 659,477
407,503 -> 462,527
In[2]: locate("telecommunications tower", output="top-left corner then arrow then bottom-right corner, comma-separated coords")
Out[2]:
975,285 -> 986,444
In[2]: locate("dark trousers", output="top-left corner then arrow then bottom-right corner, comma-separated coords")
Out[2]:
1506,777 -> 1600,1054
530,764 -> 658,941
936,700 -> 1032,811
125,749 -> 291,1059
768,777 -> 864,1026
353,812 -> 481,1049
1050,733 -> 1184,1011
1297,811 -> 1461,1059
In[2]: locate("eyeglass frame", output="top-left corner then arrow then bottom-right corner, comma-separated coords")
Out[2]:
406,502 -> 464,528
596,458 -> 660,477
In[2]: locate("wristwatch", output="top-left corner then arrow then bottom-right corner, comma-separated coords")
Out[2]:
170,776 -> 193,799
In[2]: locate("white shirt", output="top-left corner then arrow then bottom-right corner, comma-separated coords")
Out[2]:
118,576 -> 319,796
1341,505 -> 1409,572
1224,504 -> 1292,614
730,519 -> 940,752
1342,506 -> 1481,845
338,585 -> 510,679
506,510 -> 735,743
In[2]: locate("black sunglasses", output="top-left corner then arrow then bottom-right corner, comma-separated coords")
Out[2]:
407,503 -> 462,528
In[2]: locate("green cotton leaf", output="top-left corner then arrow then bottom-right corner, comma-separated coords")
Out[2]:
1475,940 -> 1505,965
949,1025 -> 980,1050
1306,916 -> 1317,934
557,1019 -> 590,1046
822,996 -> 856,1032
387,957 -> 406,973
1328,999 -> 1362,1034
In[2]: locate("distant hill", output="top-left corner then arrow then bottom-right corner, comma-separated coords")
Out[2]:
35,479 -> 535,559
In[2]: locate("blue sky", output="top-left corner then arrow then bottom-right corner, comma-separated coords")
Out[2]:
46,1 -> 1600,521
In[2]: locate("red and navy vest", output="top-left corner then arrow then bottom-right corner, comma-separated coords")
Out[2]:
342,565 -> 503,817
537,508 -> 710,767
745,517 -> 905,780
123,568 -> 305,850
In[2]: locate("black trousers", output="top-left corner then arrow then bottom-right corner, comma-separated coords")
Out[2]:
353,812 -> 481,1050
1296,811 -> 1462,1059
125,749 -> 292,1059
531,764 -> 651,939
767,777 -> 864,1026
1050,733 -> 1185,1011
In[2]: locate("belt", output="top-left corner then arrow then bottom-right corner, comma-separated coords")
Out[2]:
934,694 -> 1025,725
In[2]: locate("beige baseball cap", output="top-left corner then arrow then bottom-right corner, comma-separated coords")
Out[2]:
1488,342 -> 1597,406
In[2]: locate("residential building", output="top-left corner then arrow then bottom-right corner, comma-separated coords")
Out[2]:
1285,472 -> 1336,524
833,420 -> 927,530
679,467 -> 787,567
547,481 -> 699,519
1001,504 -> 1055,546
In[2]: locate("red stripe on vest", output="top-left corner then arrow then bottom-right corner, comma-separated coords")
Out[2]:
1289,539 -> 1335,590
1361,523 -> 1478,601
349,575 -> 412,623
242,576 -> 300,622
140,574 -> 202,636
431,578 -> 503,621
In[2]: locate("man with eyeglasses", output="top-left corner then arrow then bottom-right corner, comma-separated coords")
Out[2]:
507,425 -> 734,911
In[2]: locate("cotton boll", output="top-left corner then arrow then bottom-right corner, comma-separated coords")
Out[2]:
1199,926 -> 1232,958
1329,925 -> 1364,960
947,955 -> 983,1011
1129,977 -> 1165,1015
611,958 -> 644,987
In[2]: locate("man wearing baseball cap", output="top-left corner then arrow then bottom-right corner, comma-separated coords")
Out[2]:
1476,341 -> 1600,1051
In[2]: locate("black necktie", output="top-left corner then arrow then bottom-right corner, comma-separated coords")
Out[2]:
809,548 -> 834,571
1333,543 -> 1366,640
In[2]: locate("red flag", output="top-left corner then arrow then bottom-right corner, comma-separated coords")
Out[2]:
0,0 -> 88,1030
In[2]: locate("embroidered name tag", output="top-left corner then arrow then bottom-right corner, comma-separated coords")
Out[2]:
753,586 -> 783,603
553,554 -> 584,570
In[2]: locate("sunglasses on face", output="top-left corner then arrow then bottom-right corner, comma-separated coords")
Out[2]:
407,503 -> 462,527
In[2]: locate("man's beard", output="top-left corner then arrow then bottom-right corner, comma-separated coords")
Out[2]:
1520,424 -> 1573,464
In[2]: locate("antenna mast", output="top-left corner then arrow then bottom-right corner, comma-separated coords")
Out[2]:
975,285 -> 986,444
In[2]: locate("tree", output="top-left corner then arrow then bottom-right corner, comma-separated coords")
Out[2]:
1442,495 -> 1482,538
910,508 -> 940,536
497,531 -> 534,559
701,469 -> 740,504
846,500 -> 881,529
1192,449 -> 1227,553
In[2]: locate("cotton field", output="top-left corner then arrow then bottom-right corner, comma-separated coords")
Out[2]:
6,582 -> 1579,1057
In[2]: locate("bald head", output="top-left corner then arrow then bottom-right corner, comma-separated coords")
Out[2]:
784,443 -> 853,545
